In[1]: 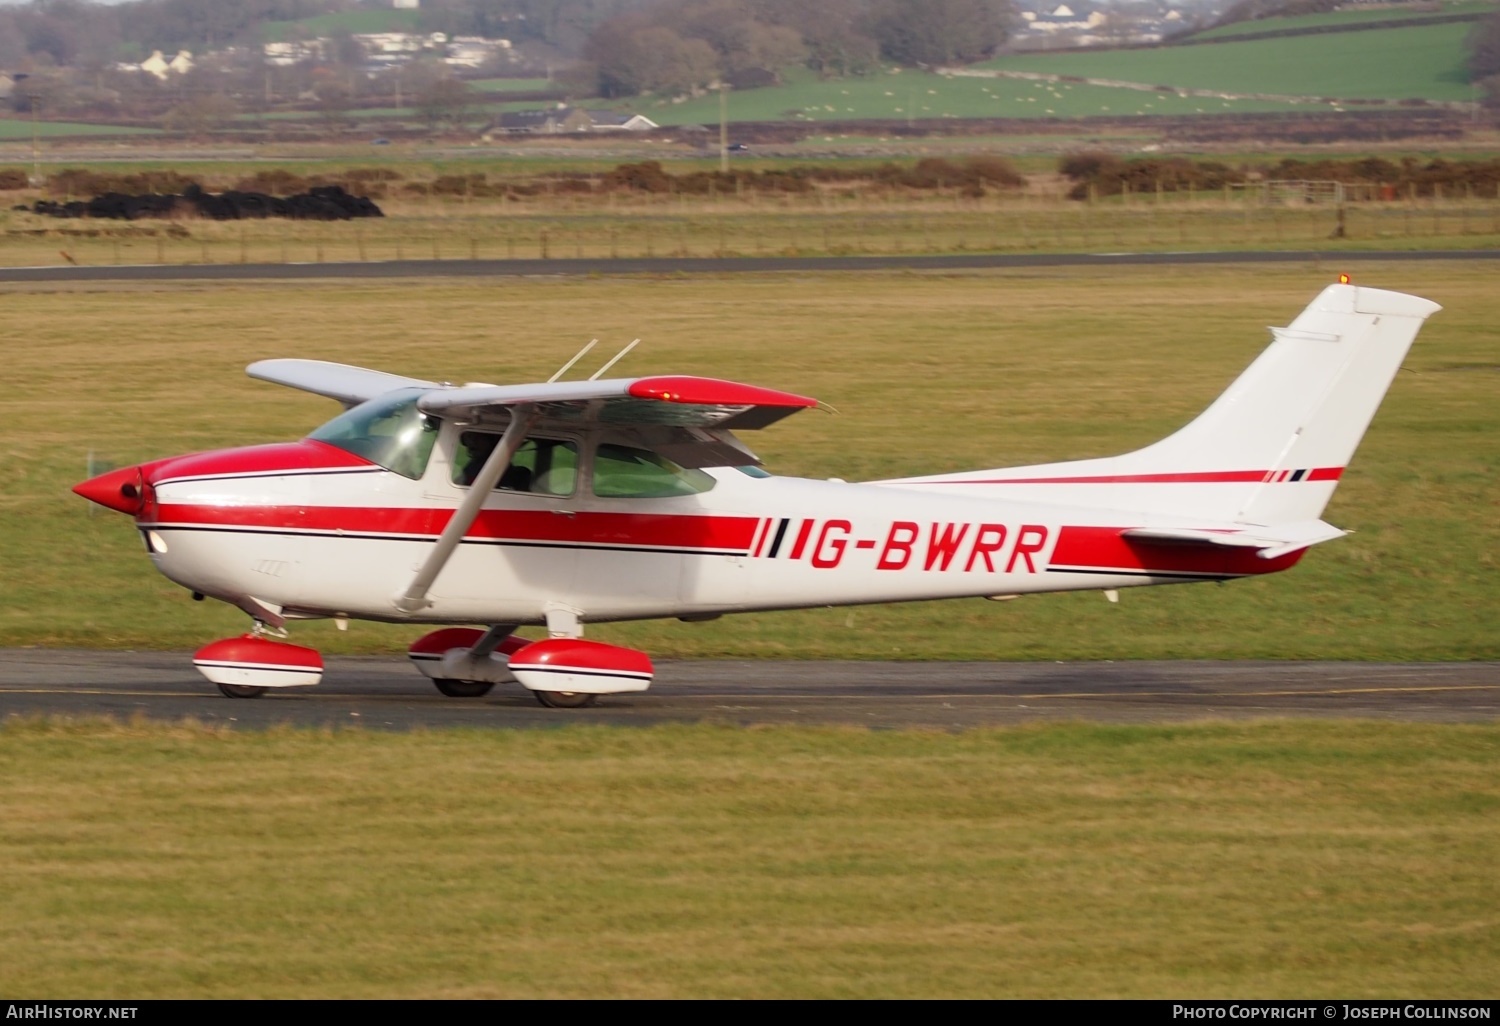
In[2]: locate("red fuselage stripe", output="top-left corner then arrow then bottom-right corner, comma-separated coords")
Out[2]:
1049,525 -> 1305,576
153,503 -> 759,551
921,468 -> 1344,485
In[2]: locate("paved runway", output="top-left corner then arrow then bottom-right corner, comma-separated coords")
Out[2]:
2,249 -> 1499,284
0,650 -> 1494,730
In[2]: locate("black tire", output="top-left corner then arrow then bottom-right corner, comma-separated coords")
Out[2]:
216,682 -> 267,699
433,678 -> 495,698
533,689 -> 598,709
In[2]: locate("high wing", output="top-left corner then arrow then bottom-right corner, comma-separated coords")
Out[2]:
248,359 -> 439,408
250,360 -> 819,469
418,375 -> 819,469
418,375 -> 816,430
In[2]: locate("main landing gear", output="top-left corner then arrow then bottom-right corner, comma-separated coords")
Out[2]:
408,626 -> 653,709
190,621 -> 654,709
432,678 -> 495,698
192,629 -> 324,698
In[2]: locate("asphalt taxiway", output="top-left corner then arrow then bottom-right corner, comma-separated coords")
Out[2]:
1,249 -> 1499,284
0,650 -> 1494,730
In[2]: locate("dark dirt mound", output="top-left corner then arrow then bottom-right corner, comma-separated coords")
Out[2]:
21,184 -> 382,221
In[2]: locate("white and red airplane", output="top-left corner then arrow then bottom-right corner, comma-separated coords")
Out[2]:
74,282 -> 1438,707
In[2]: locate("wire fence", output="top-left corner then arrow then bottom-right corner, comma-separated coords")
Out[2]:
5,192 -> 1499,268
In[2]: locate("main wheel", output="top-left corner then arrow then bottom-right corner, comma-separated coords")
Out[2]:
216,682 -> 267,699
433,678 -> 495,698
533,690 -> 597,709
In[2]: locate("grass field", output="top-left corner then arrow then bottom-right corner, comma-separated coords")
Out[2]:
260,7 -> 421,42
650,67 -> 1322,126
981,23 -> 1476,102
470,77 -> 557,94
1,262 -> 1496,660
0,119 -> 156,139
1186,0 -> 1496,41
0,718 -> 1494,997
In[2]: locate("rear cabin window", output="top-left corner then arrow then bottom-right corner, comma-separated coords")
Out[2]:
593,444 -> 716,499
308,389 -> 438,481
452,433 -> 578,496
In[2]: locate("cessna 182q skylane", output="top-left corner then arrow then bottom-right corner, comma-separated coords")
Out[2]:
74,283 -> 1438,707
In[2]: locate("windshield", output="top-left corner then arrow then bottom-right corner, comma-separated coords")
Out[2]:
308,389 -> 439,480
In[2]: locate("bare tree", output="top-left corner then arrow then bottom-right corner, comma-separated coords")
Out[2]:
866,0 -> 1012,67
416,76 -> 472,130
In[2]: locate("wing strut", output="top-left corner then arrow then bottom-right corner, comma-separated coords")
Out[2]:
394,405 -> 537,614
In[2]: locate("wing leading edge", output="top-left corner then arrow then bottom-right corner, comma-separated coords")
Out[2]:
250,362 -> 818,468
248,359 -> 438,407
417,375 -> 817,430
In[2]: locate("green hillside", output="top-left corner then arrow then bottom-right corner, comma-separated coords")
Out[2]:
0,119 -> 156,139
1187,0 -> 1496,41
980,22 -> 1474,102
640,68 -> 1318,127
261,8 -> 422,42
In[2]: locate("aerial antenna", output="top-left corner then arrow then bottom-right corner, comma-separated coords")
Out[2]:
589,338 -> 640,380
547,339 -> 597,383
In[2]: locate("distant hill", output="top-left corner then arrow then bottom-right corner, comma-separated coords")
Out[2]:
977,20 -> 1477,104
1184,0 -> 1496,42
617,3 -> 1485,128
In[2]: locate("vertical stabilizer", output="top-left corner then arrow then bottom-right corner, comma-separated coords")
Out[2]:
884,284 -> 1441,524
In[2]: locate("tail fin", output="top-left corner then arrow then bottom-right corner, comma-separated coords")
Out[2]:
887,284 -> 1441,524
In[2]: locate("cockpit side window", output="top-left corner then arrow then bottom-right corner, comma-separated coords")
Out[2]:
307,389 -> 439,481
593,443 -> 716,498
452,432 -> 578,497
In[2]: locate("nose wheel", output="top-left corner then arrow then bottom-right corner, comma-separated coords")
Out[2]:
216,683 -> 267,699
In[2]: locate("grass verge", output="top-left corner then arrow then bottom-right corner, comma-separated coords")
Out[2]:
0,717 -> 1494,997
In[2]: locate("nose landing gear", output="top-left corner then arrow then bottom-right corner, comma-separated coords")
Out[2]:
192,632 -> 324,698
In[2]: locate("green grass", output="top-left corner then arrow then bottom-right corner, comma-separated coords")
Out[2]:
2,264 -> 1496,659
470,77 -> 556,93
1186,0 -> 1497,41
647,67 -> 1325,126
981,22 -> 1476,102
0,718 -> 1495,997
260,7 -> 421,42
0,119 -> 156,138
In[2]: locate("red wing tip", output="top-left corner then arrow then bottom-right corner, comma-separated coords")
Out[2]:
629,376 -> 817,409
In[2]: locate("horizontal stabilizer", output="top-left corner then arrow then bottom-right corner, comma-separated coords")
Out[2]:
1123,520 -> 1347,560
248,359 -> 438,407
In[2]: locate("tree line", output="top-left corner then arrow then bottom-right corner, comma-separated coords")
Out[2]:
573,0 -> 1015,99
2,0 -> 1016,89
